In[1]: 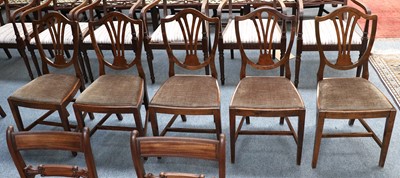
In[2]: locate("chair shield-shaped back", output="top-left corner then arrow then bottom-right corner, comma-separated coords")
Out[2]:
235,5 -> 297,79
315,6 -> 377,81
161,8 -> 220,78
32,11 -> 82,75
88,11 -> 145,77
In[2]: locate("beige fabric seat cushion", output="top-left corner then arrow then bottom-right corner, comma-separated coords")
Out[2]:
83,21 -> 139,44
30,22 -> 88,45
150,14 -> 203,43
230,77 -> 304,109
223,19 -> 282,44
302,19 -> 362,45
75,75 -> 144,106
0,23 -> 33,43
150,75 -> 220,108
318,78 -> 393,111
9,74 -> 80,105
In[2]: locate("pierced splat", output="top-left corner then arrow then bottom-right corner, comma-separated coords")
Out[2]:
45,18 -> 69,65
331,11 -> 361,66
89,12 -> 143,74
251,11 -> 280,66
104,19 -> 131,68
176,14 -> 203,67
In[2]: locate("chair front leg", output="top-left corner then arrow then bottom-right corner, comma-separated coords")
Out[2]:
229,110 -> 236,163
312,112 -> 325,168
379,110 -> 396,167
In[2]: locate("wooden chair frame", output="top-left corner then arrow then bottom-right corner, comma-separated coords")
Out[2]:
131,130 -> 226,178
148,8 -> 222,139
73,11 -> 149,136
6,126 -> 98,178
8,11 -> 85,132
229,5 -> 305,165
312,6 -> 396,168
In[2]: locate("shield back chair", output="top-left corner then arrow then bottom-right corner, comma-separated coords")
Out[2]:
229,5 -> 305,165
312,6 -> 396,168
140,0 -> 210,84
0,0 -> 41,80
217,0 -> 298,85
294,0 -> 372,87
0,105 -> 6,117
73,11 -> 149,137
148,8 -> 222,139
79,0 -> 142,78
26,0 -> 95,84
131,130 -> 226,178
8,11 -> 85,132
7,126 -> 98,178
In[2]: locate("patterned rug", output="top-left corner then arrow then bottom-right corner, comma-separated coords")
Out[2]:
370,54 -> 400,107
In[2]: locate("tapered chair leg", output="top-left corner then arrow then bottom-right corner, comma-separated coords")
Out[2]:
214,110 -> 222,140
297,111 -> 306,165
312,113 -> 325,168
229,111 -> 236,163
379,111 -> 396,167
8,101 -> 25,131
149,108 -> 159,136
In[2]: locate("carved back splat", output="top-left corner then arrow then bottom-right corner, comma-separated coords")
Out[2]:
161,8 -> 220,78
316,6 -> 377,81
88,11 -> 144,77
235,5 -> 297,79
33,12 -> 82,76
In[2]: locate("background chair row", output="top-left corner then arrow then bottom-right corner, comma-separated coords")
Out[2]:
7,126 -> 226,178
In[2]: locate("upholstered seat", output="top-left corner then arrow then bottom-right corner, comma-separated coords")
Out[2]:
76,75 -> 144,106
230,77 -> 304,109
223,19 -> 281,44
9,74 -> 80,105
30,23 -> 88,45
302,19 -> 362,45
150,75 -> 219,108
0,23 -> 33,43
318,78 -> 393,111
150,14 -> 203,43
83,21 -> 139,44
